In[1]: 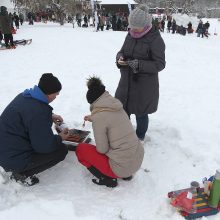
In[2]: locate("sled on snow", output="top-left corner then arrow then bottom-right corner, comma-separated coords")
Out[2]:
168,187 -> 220,219
0,39 -> 32,50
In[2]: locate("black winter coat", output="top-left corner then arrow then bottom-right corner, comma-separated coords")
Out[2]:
0,6 -> 12,34
115,27 -> 166,115
0,92 -> 64,172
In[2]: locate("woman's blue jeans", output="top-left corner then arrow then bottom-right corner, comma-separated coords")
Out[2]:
135,114 -> 149,140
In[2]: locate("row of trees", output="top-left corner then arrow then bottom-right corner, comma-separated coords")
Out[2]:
12,0 -> 92,25
11,0 -> 220,19
12,0 -> 91,15
136,0 -> 220,16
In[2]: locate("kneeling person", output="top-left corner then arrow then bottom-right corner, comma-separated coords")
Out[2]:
0,73 -> 70,185
76,77 -> 144,187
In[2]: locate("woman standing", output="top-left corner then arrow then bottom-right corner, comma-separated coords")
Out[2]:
76,77 -> 144,188
115,4 -> 166,141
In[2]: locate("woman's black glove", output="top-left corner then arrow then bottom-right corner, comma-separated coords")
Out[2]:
127,59 -> 139,73
127,59 -> 139,81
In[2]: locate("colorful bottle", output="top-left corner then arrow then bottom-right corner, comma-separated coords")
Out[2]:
208,170 -> 220,208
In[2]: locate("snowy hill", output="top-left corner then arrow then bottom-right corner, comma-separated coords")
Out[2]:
0,20 -> 220,220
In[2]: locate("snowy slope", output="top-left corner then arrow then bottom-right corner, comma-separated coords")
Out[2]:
0,20 -> 220,220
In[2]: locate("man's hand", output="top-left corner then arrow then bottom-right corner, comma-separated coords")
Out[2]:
52,114 -> 63,124
59,128 -> 70,141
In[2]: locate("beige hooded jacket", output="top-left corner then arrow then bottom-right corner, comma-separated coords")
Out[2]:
90,91 -> 144,178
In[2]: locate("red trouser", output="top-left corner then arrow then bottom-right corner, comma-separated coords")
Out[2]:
76,143 -> 118,178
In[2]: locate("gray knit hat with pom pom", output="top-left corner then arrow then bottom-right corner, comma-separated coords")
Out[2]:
128,4 -> 152,29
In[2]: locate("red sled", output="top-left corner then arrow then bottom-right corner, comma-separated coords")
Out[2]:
168,188 -> 220,219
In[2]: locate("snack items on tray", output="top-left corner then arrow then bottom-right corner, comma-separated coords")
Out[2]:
55,121 -> 90,144
67,129 -> 90,143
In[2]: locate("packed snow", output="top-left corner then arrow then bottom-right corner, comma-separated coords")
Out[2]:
0,19 -> 220,220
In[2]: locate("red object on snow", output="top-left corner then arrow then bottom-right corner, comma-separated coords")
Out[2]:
170,191 -> 195,213
11,27 -> 16,34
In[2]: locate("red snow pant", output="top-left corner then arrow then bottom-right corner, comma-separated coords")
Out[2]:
76,143 -> 118,178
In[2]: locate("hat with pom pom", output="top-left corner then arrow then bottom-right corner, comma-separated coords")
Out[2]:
86,76 -> 105,104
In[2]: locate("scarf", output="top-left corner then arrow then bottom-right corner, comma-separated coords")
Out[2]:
129,25 -> 152,39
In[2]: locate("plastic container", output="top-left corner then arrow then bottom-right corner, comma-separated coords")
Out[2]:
55,121 -> 68,132
208,170 -> 220,208
190,181 -> 200,194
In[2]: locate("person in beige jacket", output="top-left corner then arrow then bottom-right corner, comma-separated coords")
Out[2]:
75,77 -> 144,188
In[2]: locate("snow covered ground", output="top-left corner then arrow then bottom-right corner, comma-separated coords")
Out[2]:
0,19 -> 220,220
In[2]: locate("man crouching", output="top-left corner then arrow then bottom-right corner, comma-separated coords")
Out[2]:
0,73 -> 70,186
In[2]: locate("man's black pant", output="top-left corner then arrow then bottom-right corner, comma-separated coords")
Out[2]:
4,33 -> 14,46
0,31 -> 3,41
19,146 -> 68,177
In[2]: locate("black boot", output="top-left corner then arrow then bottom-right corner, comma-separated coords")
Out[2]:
122,176 -> 133,181
92,177 -> 117,187
87,166 -> 118,188
10,172 -> 39,186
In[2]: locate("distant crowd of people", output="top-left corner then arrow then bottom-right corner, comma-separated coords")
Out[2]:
1,4 -> 213,50
196,20 -> 210,38
74,11 -> 129,32
152,16 -> 210,38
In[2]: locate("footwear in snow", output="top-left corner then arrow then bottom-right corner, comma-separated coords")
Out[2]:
10,172 -> 39,186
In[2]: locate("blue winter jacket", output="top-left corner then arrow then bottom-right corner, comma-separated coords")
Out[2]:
0,86 -> 64,171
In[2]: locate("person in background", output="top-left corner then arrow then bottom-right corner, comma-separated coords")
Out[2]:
19,12 -> 24,25
111,14 -> 117,31
13,12 -> 20,29
27,11 -> 34,25
172,19 -> 176,34
0,73 -> 70,186
204,21 -> 210,31
196,20 -> 204,38
160,19 -> 165,32
115,4 -> 166,142
167,19 -> 172,32
0,6 -> 15,49
187,22 -> 193,34
75,77 -> 144,188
